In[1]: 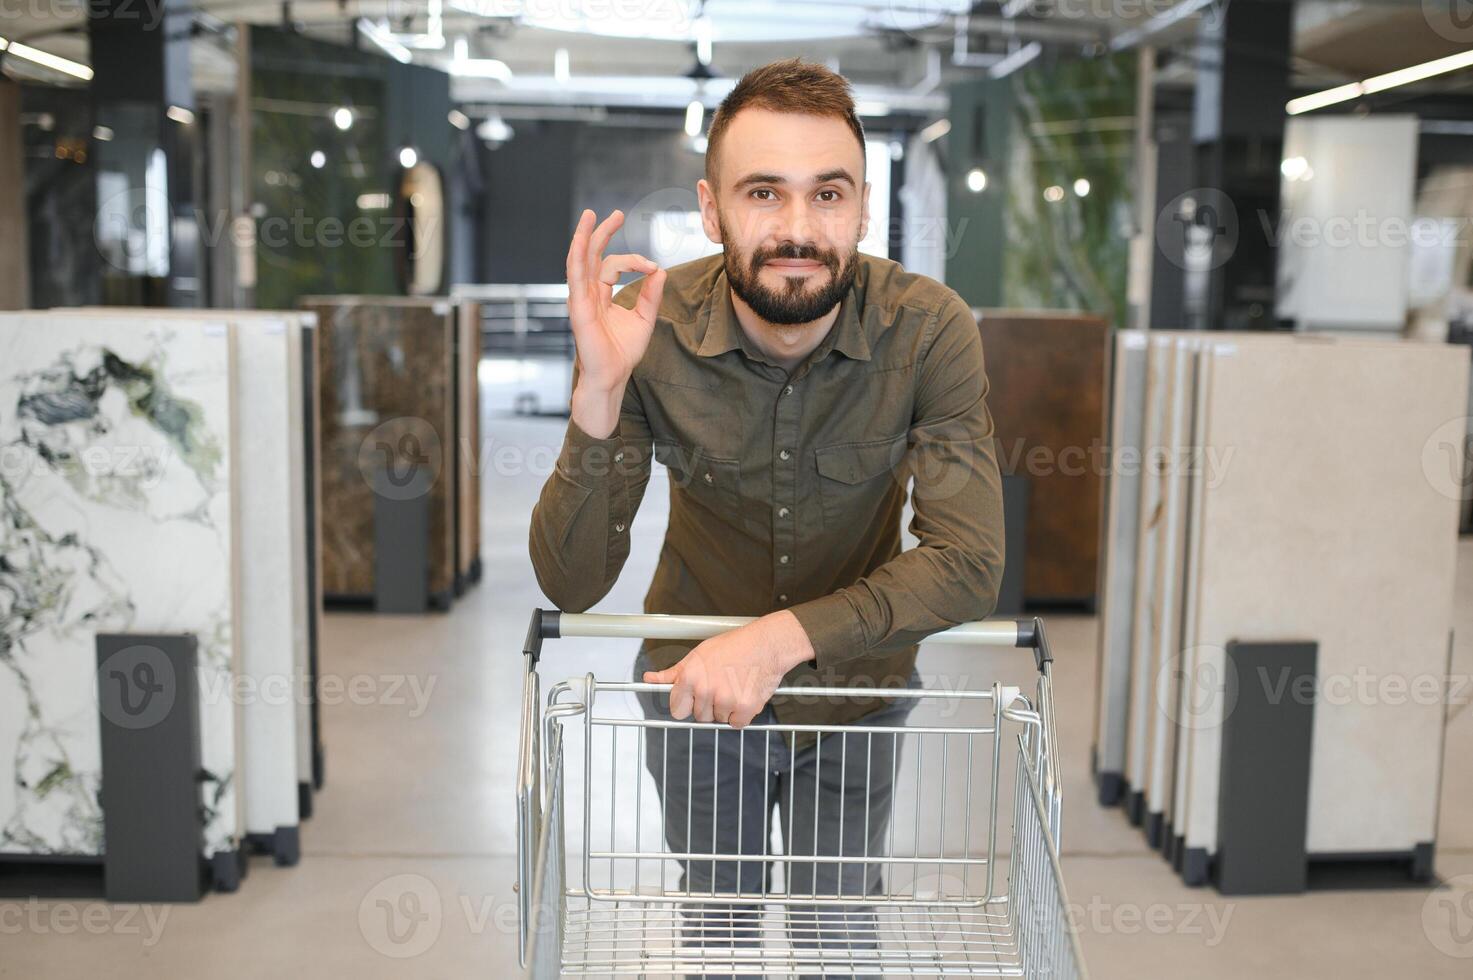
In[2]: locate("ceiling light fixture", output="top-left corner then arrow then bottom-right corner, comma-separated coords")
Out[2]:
0,36 -> 94,80
1287,49 -> 1473,115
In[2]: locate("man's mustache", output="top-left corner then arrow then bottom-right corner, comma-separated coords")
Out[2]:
751,245 -> 839,270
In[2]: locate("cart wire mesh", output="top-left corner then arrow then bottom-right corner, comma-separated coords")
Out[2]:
518,611 -> 1087,979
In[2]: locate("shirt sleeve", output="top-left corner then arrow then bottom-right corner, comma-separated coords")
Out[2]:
787,292 -> 1006,668
527,283 -> 656,612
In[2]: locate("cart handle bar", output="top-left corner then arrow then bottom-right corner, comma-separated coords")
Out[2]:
523,609 -> 1051,672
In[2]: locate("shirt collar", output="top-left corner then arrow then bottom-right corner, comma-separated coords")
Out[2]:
695,261 -> 873,364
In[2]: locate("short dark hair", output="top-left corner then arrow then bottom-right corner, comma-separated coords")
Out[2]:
704,58 -> 867,190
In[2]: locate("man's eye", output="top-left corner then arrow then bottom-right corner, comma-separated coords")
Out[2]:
817,190 -> 841,203
751,188 -> 775,201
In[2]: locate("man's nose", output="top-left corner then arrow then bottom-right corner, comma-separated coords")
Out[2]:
768,198 -> 819,245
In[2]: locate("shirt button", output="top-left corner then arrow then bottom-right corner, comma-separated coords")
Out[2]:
778,593 -> 788,602
778,449 -> 791,461
703,472 -> 713,484
783,384 -> 793,395
779,554 -> 790,565
778,506 -> 790,518
614,451 -> 624,463
614,522 -> 625,533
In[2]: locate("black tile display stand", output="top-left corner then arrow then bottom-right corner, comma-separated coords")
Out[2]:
96,633 -> 207,902
1214,639 -> 1317,895
373,464 -> 433,614
301,322 -> 325,798
994,474 -> 1028,618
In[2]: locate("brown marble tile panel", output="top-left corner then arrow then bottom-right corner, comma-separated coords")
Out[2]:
303,298 -> 455,602
976,309 -> 1111,604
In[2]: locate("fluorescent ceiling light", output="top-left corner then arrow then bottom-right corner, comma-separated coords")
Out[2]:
554,47 -> 570,83
684,100 -> 704,137
855,100 -> 891,117
0,36 -> 94,80
1286,82 -> 1365,115
448,109 -> 471,130
919,118 -> 951,143
695,16 -> 713,65
989,42 -> 1042,79
358,19 -> 412,64
1287,49 -> 1473,115
166,105 -> 195,125
451,58 -> 512,81
357,193 -> 392,209
1362,48 -> 1473,93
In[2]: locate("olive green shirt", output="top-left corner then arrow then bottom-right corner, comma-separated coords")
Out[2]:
529,251 -> 1005,727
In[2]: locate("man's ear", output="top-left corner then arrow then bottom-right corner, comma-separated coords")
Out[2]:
859,180 -> 872,243
697,178 -> 722,244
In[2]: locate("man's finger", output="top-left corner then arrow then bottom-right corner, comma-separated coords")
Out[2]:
585,209 -> 625,282
565,209 -> 596,323
668,680 -> 693,721
691,681 -> 715,724
728,706 -> 756,730
642,669 -> 674,684
565,208 -> 593,286
635,267 -> 668,327
598,253 -> 659,287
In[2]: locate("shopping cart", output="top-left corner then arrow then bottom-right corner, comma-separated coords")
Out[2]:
516,609 -> 1088,978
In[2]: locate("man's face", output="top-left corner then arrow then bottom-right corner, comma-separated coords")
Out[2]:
699,107 -> 870,326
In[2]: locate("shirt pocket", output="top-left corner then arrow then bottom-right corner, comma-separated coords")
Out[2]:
814,433 -> 909,532
654,439 -> 741,517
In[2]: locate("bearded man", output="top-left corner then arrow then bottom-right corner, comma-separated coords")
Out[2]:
530,57 -> 1005,977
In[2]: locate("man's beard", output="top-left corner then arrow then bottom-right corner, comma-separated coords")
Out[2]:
719,213 -> 860,326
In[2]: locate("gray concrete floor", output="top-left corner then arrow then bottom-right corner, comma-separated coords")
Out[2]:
3,357 -> 1471,978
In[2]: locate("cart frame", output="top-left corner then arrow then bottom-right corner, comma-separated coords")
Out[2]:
517,610 -> 1087,978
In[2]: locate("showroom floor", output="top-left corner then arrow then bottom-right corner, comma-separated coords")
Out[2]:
3,358 -> 1471,979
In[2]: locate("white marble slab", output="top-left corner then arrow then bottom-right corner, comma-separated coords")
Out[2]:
288,317 -> 314,797
1143,339 -> 1194,821
0,312 -> 240,858
1093,332 -> 1147,781
1180,336 -> 1467,856
233,317 -> 301,836
1123,337 -> 1171,797
69,307 -> 318,831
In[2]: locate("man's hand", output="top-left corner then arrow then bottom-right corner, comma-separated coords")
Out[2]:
565,208 -> 667,439
643,610 -> 816,729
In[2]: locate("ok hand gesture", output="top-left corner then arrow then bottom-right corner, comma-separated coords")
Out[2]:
565,209 -> 667,438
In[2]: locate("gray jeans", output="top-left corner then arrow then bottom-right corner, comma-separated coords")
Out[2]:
633,653 -> 919,979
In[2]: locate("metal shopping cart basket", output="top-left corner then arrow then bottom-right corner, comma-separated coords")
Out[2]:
516,609 -> 1088,978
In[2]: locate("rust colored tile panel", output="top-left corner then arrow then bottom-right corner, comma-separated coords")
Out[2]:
976,310 -> 1111,603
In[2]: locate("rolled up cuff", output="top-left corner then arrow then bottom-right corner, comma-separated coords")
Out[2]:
556,417 -> 624,490
787,592 -> 868,670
